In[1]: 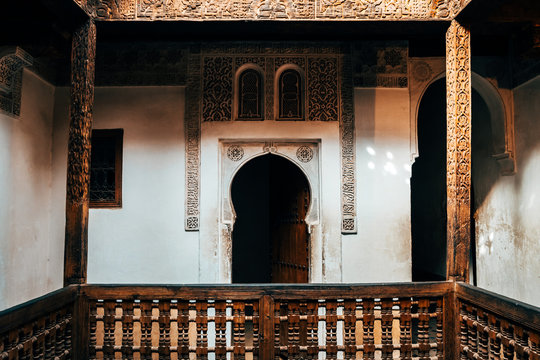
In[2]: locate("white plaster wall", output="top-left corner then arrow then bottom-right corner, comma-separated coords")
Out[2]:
0,69 -> 60,310
52,86 -> 198,284
476,76 -> 540,306
200,121 -> 342,283
50,86 -> 412,286
342,88 -> 412,283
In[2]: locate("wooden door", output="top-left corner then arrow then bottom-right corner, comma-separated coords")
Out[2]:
269,156 -> 310,283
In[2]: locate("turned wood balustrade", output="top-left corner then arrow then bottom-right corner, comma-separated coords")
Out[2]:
1,282 -> 539,360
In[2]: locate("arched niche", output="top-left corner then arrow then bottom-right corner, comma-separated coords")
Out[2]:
275,65 -> 306,121
409,58 -> 515,175
219,140 -> 321,282
234,63 -> 265,121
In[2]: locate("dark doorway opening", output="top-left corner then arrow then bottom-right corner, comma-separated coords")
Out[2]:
411,78 -> 447,281
411,76 -> 498,282
231,154 -> 310,283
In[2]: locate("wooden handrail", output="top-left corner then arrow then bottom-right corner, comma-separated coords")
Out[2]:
0,286 -> 78,359
455,282 -> 540,360
80,280 -> 453,299
456,282 -> 540,332
0,285 -> 77,333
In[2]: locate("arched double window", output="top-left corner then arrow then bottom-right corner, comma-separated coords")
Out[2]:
237,68 -> 264,120
278,68 -> 304,120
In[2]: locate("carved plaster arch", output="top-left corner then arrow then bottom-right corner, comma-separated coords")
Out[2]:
219,139 -> 321,282
221,140 -> 320,230
409,57 -> 515,174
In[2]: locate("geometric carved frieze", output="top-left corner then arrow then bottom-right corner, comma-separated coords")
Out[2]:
0,47 -> 33,116
446,19 -> 471,281
89,0 -> 470,20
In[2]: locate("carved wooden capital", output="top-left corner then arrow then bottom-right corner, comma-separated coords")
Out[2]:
0,47 -> 33,116
446,20 -> 471,282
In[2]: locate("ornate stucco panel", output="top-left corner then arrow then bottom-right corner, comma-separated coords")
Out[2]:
0,47 -> 33,116
184,44 -> 357,233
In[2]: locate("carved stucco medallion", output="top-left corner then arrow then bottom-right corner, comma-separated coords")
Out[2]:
296,145 -> 314,163
412,61 -> 433,83
227,145 -> 244,161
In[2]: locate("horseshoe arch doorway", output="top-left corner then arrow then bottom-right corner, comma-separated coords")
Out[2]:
231,154 -> 311,283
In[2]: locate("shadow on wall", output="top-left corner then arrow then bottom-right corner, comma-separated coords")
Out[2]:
411,77 -> 501,282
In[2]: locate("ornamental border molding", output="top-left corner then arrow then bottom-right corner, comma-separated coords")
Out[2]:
184,50 -> 202,231
0,47 -> 33,117
86,0 -> 471,21
184,44 -> 356,233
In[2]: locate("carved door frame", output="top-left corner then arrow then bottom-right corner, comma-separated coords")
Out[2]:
219,139 -> 321,283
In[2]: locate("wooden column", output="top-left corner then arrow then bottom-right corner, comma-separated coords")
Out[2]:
64,19 -> 96,286
446,20 -> 472,282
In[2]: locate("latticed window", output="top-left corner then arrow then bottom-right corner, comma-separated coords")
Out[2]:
238,68 -> 263,120
90,129 -> 123,208
278,69 -> 303,120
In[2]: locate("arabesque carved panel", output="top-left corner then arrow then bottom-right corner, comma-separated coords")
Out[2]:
202,57 -> 233,121
307,57 -> 339,121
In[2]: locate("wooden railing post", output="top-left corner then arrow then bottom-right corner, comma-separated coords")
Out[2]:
259,295 -> 275,360
443,283 -> 459,360
73,291 -> 89,360
64,18 -> 96,286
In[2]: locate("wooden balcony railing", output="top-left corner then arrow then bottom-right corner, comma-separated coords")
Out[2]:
1,282 -> 539,360
0,286 -> 78,359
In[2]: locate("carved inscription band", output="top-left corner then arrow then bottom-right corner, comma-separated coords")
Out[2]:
88,0 -> 470,21
185,51 -> 201,231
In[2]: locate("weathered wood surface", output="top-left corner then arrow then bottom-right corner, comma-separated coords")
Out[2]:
79,281 -> 453,299
64,18 -> 96,286
446,19 -> 472,282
